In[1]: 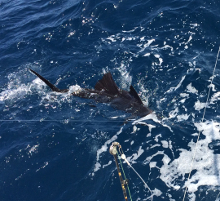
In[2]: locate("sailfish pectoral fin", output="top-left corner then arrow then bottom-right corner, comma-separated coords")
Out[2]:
29,69 -> 68,93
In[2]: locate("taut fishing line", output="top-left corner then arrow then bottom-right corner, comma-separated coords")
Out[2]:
0,120 -> 126,122
182,46 -> 220,201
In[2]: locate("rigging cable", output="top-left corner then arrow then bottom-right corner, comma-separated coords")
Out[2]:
182,46 -> 220,201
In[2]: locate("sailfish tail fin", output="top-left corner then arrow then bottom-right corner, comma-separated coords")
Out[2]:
29,69 -> 68,93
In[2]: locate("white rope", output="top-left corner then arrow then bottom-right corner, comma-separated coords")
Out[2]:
182,46 -> 220,201
121,154 -> 153,201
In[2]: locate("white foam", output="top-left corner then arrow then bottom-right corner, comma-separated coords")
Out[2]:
149,161 -> 157,169
186,35 -> 193,44
210,91 -> 220,104
138,39 -> 155,53
169,107 -> 179,119
36,161 -> 49,172
117,63 -> 132,89
143,53 -> 150,57
122,27 -> 138,33
133,113 -> 160,125
106,35 -> 117,42
126,146 -> 144,164
180,93 -> 189,98
160,120 -> 220,199
194,100 -> 206,111
144,151 -> 164,165
152,188 -> 162,197
27,144 -> 39,155
166,75 -> 186,93
161,44 -> 174,52
177,114 -> 190,122
131,125 -> 139,133
162,154 -> 171,165
190,23 -> 199,28
161,140 -> 169,148
91,127 -> 123,176
102,161 -> 112,168
154,54 -> 163,65
186,83 -> 198,94
0,82 -> 33,104
68,85 -> 82,93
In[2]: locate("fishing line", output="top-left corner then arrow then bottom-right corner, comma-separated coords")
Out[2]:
120,154 -> 152,195
216,192 -> 220,201
0,120 -> 127,123
118,146 -> 153,200
182,46 -> 220,201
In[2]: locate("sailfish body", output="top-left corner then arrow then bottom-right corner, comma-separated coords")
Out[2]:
29,69 -> 152,117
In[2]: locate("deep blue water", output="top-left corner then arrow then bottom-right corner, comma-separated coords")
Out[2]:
1,0 -> 220,200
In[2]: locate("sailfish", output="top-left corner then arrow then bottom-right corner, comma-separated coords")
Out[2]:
29,69 -> 152,117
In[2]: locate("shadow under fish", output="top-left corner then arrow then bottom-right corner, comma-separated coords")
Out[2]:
29,69 -> 152,117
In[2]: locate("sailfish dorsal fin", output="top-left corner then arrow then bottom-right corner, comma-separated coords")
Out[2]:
94,72 -> 119,95
129,85 -> 143,105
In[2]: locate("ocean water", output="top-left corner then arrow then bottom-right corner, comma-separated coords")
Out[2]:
1,0 -> 220,200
